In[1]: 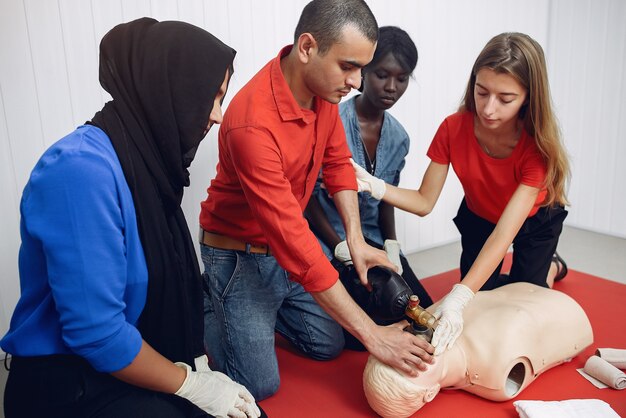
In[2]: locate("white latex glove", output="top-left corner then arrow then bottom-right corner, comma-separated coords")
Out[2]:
334,240 -> 353,266
383,239 -> 403,275
194,354 -> 211,372
350,158 -> 385,200
431,283 -> 474,355
174,362 -> 260,418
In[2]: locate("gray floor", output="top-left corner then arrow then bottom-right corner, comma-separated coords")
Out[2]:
1,225 -> 624,416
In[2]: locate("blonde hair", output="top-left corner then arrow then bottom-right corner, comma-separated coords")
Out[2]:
459,32 -> 570,206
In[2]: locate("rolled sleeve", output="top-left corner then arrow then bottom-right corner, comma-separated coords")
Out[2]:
322,159 -> 357,196
84,324 -> 142,372
298,251 -> 339,292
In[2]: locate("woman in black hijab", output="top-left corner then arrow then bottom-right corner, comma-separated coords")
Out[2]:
1,18 -> 261,418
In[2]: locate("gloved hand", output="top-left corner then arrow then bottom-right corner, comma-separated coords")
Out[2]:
431,283 -> 474,355
174,362 -> 260,418
383,239 -> 403,275
194,354 -> 211,372
334,240 -> 353,266
350,158 -> 385,200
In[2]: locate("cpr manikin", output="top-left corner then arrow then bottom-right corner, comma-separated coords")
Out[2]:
363,282 -> 593,418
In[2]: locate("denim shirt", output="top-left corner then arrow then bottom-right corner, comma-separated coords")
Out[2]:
312,95 -> 410,259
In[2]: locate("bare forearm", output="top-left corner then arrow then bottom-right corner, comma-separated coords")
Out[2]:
310,280 -> 376,344
312,281 -> 434,376
111,340 -> 185,394
381,162 -> 448,216
332,190 -> 364,243
461,230 -> 515,292
383,185 -> 433,216
461,184 -> 540,292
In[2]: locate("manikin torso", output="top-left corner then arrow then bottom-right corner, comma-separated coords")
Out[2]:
363,282 -> 593,417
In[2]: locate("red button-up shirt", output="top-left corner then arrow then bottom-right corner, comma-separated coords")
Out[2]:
200,46 -> 357,292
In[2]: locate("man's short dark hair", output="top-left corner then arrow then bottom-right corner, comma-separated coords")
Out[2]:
294,0 -> 378,55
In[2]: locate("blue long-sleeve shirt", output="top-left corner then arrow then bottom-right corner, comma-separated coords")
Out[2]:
1,125 -> 147,373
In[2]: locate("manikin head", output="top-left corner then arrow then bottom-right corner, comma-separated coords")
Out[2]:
363,355 -> 444,418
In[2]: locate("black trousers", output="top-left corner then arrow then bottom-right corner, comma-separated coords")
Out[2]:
4,354 -> 210,418
453,199 -> 568,291
336,238 -> 434,350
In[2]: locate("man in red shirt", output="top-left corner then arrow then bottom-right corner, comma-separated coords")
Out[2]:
199,0 -> 434,400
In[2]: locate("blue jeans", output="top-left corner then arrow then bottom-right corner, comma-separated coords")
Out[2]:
201,245 -> 344,400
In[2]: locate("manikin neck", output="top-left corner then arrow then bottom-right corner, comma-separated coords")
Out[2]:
438,344 -> 469,388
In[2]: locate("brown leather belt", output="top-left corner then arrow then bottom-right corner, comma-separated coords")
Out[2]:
199,229 -> 271,256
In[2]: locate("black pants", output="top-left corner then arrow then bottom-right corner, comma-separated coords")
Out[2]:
336,238 -> 433,350
453,199 -> 568,291
4,354 -> 210,418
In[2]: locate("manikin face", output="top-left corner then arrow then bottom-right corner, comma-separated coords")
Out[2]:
362,52 -> 411,110
473,67 -> 527,132
302,25 -> 376,104
363,355 -> 444,417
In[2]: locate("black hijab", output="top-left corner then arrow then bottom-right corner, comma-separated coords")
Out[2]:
90,17 -> 235,366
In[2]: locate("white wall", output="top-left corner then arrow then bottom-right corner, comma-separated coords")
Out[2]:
1,0 -> 625,341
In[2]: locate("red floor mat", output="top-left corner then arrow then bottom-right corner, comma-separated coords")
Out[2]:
259,268 -> 626,417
